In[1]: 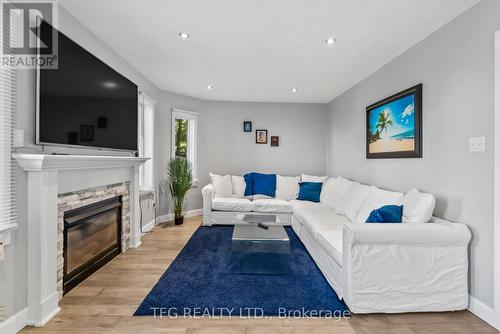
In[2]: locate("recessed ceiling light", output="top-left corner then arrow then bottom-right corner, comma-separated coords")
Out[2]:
179,32 -> 190,39
325,37 -> 336,46
207,85 -> 213,90
291,88 -> 298,93
102,81 -> 118,89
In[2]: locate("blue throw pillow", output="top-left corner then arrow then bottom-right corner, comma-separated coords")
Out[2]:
251,173 -> 277,197
244,173 -> 253,196
366,205 -> 403,223
297,182 -> 322,202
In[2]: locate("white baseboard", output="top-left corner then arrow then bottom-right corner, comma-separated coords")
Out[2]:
156,214 -> 173,224
0,307 -> 28,334
141,219 -> 156,232
30,306 -> 60,327
25,291 -> 60,327
185,209 -> 203,218
130,241 -> 142,248
468,295 -> 498,330
156,209 -> 202,224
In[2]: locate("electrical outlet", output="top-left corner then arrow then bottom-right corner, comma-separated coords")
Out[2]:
469,137 -> 485,152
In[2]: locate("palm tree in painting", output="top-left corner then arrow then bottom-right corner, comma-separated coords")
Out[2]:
368,124 -> 379,143
369,110 -> 393,143
376,110 -> 392,135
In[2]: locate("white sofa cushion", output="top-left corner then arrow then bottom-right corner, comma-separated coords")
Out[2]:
303,213 -> 348,237
402,188 -> 436,223
336,183 -> 371,222
290,200 -> 332,225
231,175 -> 246,198
290,199 -> 332,216
253,198 -> 293,213
209,173 -> 233,198
301,174 -> 328,183
212,197 -> 253,212
293,202 -> 348,264
276,175 -> 300,200
355,187 -> 404,224
291,201 -> 347,234
320,177 -> 354,210
253,194 -> 273,200
317,230 -> 344,265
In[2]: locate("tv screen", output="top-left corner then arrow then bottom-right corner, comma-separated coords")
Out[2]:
37,21 -> 138,151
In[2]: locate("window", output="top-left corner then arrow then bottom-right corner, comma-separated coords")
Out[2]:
139,92 -> 155,191
171,108 -> 198,183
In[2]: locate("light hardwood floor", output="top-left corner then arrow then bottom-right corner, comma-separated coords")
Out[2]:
22,216 -> 497,334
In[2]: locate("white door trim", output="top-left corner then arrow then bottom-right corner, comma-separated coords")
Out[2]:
493,30 -> 500,330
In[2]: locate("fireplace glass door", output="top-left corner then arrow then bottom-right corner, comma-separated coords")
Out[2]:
63,196 -> 122,294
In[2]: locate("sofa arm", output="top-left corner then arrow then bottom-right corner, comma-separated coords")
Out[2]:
343,220 -> 471,247
342,220 -> 471,313
202,184 -> 215,225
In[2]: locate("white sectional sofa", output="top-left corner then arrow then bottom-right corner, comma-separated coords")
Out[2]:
201,175 -> 471,313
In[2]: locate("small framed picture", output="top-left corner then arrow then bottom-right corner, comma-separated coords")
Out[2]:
243,121 -> 252,132
97,117 -> 108,129
255,129 -> 268,144
80,125 -> 94,142
271,136 -> 279,147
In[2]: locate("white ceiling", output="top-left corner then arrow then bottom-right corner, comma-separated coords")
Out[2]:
59,0 -> 479,103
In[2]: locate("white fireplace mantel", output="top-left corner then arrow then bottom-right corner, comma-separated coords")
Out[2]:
13,153 -> 148,171
14,153 -> 148,327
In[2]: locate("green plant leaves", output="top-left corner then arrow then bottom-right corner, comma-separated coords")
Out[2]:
167,157 -> 192,218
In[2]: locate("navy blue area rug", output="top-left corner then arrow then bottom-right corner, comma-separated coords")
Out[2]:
134,226 -> 348,317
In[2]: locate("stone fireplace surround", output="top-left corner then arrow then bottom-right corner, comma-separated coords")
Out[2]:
14,154 -> 148,327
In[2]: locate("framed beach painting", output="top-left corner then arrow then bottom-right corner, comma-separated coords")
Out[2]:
366,84 -> 422,159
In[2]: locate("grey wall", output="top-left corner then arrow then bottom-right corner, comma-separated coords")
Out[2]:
155,98 -> 329,215
196,101 -> 328,210
1,5 -> 163,318
327,0 -> 500,307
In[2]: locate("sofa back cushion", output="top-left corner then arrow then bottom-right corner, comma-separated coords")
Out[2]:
209,173 -> 233,198
355,187 -> 403,224
301,174 -> 328,183
231,175 -> 246,198
336,183 -> 372,222
402,188 -> 436,223
320,176 -> 353,210
245,172 -> 277,197
297,182 -> 322,202
276,175 -> 300,200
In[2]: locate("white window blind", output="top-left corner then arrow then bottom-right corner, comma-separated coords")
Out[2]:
138,92 -> 155,191
0,29 -> 18,229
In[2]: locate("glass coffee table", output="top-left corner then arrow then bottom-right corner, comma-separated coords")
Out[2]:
229,224 -> 291,274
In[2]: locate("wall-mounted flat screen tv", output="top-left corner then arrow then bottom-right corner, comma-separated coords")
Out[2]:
37,20 -> 138,152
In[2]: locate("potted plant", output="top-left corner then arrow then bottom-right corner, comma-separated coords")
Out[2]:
166,157 -> 192,225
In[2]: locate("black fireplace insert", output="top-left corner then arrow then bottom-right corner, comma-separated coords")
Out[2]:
63,196 -> 122,294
